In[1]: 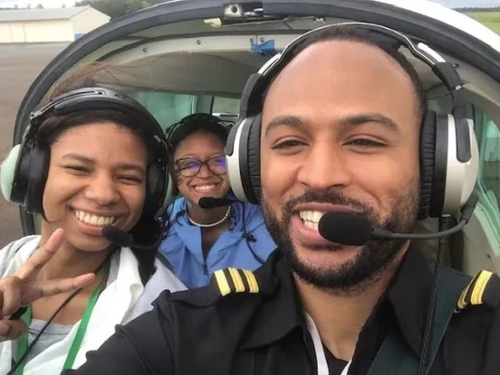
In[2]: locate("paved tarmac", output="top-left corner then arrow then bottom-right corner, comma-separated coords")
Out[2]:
0,43 -> 69,246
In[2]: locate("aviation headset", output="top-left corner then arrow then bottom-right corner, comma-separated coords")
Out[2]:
225,22 -> 479,220
0,87 -> 173,229
165,112 -> 234,150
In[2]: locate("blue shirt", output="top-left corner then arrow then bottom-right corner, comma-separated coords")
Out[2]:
158,197 -> 277,288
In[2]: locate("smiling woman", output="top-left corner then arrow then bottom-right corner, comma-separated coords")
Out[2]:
0,65 -> 185,374
41,122 -> 147,249
158,113 -> 277,288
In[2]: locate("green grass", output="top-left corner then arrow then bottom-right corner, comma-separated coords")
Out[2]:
465,11 -> 500,34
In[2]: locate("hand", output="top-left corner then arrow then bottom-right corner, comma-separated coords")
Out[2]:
0,228 -> 95,341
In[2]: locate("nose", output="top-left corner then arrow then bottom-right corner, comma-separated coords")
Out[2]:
297,141 -> 354,191
84,172 -> 120,205
196,163 -> 213,179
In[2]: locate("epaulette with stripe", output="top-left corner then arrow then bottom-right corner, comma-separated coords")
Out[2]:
456,270 -> 500,311
170,267 -> 271,307
212,267 -> 261,297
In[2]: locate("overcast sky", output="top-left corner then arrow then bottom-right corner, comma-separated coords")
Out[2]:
0,0 -> 496,9
433,0 -> 499,7
0,0 -> 75,8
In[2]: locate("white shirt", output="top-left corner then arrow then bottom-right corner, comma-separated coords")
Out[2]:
304,312 -> 352,375
0,235 -> 186,375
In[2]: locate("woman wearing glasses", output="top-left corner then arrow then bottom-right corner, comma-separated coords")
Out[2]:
158,113 -> 276,288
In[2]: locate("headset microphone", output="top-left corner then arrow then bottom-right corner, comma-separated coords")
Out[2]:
318,211 -> 372,246
198,196 -> 236,209
101,225 -> 162,251
318,194 -> 478,246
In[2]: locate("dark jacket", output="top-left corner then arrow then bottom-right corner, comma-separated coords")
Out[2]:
65,248 -> 500,375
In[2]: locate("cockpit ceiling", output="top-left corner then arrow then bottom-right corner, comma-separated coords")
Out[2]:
86,48 -> 442,97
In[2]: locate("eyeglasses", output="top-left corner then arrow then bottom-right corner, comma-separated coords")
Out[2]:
175,155 -> 227,177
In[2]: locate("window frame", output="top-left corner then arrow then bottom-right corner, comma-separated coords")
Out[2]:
472,104 -> 500,243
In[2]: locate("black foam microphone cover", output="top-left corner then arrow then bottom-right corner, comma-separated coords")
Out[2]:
318,211 -> 373,246
198,196 -> 234,209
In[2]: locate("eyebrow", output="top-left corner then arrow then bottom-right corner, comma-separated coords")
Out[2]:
61,153 -> 146,173
175,152 -> 225,161
264,113 -> 400,137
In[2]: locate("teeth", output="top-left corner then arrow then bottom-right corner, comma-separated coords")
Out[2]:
74,210 -> 115,227
194,184 -> 217,192
299,210 -> 325,224
303,220 -> 319,231
299,210 -> 325,231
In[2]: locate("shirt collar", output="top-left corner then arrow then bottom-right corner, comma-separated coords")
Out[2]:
240,246 -> 434,356
385,247 -> 433,357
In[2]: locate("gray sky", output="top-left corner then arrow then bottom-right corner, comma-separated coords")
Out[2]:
433,0 -> 499,7
0,0 -> 75,8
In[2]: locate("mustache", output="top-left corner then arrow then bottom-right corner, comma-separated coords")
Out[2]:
283,190 -> 378,221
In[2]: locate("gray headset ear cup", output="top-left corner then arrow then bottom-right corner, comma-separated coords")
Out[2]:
418,110 -> 437,220
171,175 -> 179,198
166,153 -> 179,198
151,171 -> 173,218
246,114 -> 262,203
429,114 -> 451,217
144,163 -> 166,216
163,172 -> 174,207
25,145 -> 50,214
0,144 -> 21,202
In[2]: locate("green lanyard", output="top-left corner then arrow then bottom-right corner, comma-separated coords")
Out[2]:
14,285 -> 103,374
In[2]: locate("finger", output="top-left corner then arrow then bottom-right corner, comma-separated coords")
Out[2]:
24,273 -> 95,301
0,319 -> 27,341
0,280 -> 21,318
15,228 -> 65,281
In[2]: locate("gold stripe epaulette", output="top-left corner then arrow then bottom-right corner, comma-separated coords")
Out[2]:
213,267 -> 260,297
457,270 -> 500,311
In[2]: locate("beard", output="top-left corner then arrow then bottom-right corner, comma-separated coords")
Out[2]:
262,188 -> 419,295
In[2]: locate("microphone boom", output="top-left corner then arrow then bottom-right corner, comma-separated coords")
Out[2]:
318,200 -> 476,246
101,225 -> 162,251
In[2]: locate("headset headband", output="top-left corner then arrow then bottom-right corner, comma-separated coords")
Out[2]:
165,113 -> 234,150
235,21 -> 471,164
27,87 -> 169,159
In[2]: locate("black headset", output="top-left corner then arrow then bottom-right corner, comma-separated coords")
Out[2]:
224,22 -> 479,220
165,112 -> 234,149
0,87 -> 173,239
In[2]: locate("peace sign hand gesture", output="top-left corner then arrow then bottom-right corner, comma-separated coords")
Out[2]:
0,229 -> 95,341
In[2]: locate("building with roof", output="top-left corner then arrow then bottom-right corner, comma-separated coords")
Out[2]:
0,6 -> 110,43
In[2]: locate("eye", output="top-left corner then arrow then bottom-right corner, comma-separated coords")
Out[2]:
118,175 -> 143,184
176,159 -> 199,171
271,139 -> 307,150
208,155 -> 226,167
64,165 -> 90,174
346,138 -> 386,148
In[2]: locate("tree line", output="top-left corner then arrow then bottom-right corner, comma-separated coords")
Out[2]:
75,0 -> 170,18
0,0 -> 170,18
455,7 -> 500,12
0,4 -> 45,10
